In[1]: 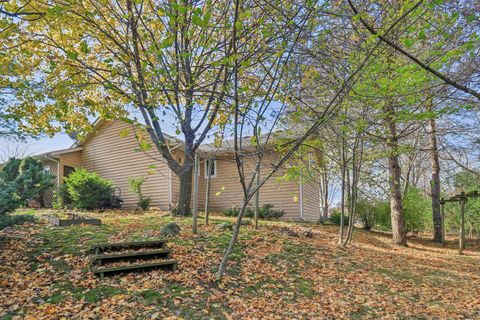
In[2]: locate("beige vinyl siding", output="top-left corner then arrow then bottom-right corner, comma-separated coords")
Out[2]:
301,181 -> 321,222
199,152 -> 301,220
58,151 -> 83,183
57,119 -> 321,219
81,120 -> 173,209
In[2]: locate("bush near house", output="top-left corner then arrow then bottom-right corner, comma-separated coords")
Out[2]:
223,204 -> 285,220
52,184 -> 72,210
0,157 -> 54,214
64,168 -> 113,210
128,177 -> 151,211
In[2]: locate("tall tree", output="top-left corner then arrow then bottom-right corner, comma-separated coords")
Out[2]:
426,98 -> 442,242
3,0 -> 241,215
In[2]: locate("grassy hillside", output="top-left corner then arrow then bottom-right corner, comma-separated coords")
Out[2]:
1,210 -> 479,319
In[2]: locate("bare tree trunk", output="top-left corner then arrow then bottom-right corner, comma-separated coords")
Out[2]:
216,201 -> 249,281
254,168 -> 260,229
343,137 -> 363,245
384,105 -> 407,246
175,157 -> 193,216
204,158 -> 213,225
427,102 -> 442,243
192,155 -> 199,234
339,150 -> 346,244
321,171 -> 329,219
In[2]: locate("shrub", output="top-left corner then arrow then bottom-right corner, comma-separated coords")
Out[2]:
0,157 -> 54,213
16,158 -> 55,204
128,177 -> 151,210
223,206 -> 240,217
64,168 -> 112,210
371,188 -> 431,233
329,210 -> 348,226
0,181 -> 21,214
137,197 -> 151,211
356,199 -> 377,230
371,201 -> 391,231
258,204 -> 285,219
356,199 -> 390,230
52,184 -> 71,210
0,213 -> 36,230
224,204 -> 285,220
403,187 -> 431,233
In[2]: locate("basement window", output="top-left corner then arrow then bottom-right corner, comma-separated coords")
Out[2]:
204,159 -> 217,178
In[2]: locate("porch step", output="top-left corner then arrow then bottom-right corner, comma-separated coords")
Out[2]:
93,248 -> 171,266
93,239 -> 167,253
92,259 -> 178,278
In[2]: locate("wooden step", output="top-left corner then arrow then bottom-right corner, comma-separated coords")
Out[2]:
93,249 -> 171,266
93,259 -> 177,278
92,239 -> 167,253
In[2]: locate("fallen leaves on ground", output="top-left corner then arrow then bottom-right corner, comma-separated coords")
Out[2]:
0,211 -> 479,319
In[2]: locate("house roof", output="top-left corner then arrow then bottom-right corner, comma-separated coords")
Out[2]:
42,118 -> 293,158
34,147 -> 84,160
199,131 -> 297,156
72,118 -> 184,149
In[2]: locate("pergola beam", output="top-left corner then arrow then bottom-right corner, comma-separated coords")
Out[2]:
440,191 -> 478,255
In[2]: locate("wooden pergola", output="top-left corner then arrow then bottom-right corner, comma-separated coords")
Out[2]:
440,191 -> 480,254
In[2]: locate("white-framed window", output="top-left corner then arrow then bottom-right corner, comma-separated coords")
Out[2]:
204,159 -> 217,178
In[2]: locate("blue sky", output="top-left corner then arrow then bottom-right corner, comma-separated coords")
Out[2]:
28,133 -> 74,154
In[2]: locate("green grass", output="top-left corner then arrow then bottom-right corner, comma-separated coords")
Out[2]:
44,281 -> 125,304
0,212 -> 36,229
134,289 -> 164,305
374,268 -> 423,285
80,285 -> 125,303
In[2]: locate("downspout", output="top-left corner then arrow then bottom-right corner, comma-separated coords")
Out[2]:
299,169 -> 304,220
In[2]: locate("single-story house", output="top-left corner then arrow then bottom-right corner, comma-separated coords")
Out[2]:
37,119 -> 321,221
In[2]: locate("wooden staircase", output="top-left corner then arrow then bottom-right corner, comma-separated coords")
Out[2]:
91,239 -> 177,278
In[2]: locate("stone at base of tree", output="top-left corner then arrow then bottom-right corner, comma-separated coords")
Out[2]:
279,226 -> 299,237
215,222 -> 232,231
304,229 -> 314,238
160,222 -> 181,237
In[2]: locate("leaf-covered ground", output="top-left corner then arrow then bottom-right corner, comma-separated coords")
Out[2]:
1,210 -> 479,319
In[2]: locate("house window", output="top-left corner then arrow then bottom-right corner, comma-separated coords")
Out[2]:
43,165 -> 50,173
63,165 -> 75,177
204,159 -> 217,178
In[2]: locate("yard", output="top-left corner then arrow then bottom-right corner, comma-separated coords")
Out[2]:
1,210 -> 479,319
